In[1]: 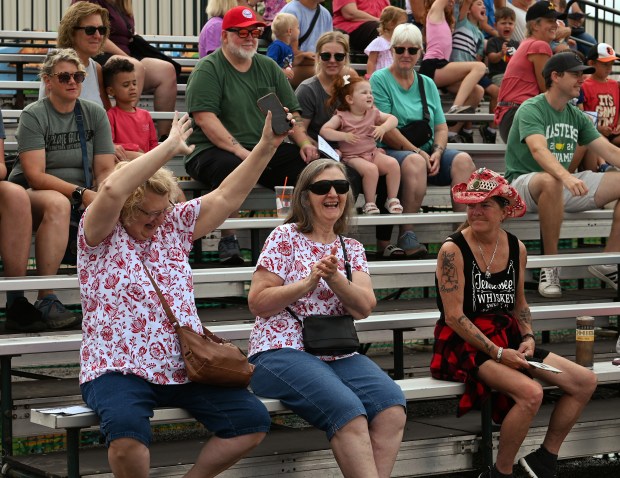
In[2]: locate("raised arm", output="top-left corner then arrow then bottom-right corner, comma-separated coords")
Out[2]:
83,113 -> 194,246
192,112 -> 292,238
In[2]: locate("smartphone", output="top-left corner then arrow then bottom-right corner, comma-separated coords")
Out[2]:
257,93 -> 292,135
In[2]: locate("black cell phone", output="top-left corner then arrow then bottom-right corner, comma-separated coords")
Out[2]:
257,93 -> 292,135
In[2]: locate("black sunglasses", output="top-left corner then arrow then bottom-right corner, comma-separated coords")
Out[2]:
74,26 -> 108,36
227,28 -> 262,39
319,52 -> 346,62
51,71 -> 86,84
393,46 -> 420,55
307,180 -> 350,195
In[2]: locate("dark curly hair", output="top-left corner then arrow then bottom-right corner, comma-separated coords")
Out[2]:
102,57 -> 135,88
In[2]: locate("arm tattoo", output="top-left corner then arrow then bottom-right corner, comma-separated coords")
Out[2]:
292,113 -> 305,131
439,251 -> 459,293
231,137 -> 239,147
457,315 -> 492,353
517,306 -> 532,328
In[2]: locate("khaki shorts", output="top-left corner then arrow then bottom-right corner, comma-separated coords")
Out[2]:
511,170 -> 603,213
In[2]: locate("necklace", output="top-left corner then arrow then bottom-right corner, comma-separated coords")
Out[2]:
476,233 -> 500,279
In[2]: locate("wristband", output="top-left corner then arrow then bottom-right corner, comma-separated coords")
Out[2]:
496,347 -> 503,363
299,139 -> 312,148
522,333 -> 536,342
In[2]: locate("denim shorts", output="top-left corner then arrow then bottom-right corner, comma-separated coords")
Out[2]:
385,148 -> 460,186
249,348 -> 406,440
81,372 -> 271,447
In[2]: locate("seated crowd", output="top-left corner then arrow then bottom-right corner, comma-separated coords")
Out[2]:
0,2 -> 619,478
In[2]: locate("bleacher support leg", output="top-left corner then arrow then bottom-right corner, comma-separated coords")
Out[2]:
66,428 -> 81,478
393,330 -> 404,379
1,356 -> 13,460
481,399 -> 493,468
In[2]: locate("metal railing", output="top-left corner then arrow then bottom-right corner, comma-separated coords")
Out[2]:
567,0 -> 619,50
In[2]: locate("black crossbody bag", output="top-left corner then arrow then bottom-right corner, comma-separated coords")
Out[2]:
286,236 -> 360,355
398,72 -> 433,150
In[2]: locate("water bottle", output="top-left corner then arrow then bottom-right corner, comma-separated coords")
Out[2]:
576,316 -> 595,369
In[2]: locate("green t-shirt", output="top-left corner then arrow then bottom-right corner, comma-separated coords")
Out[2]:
184,49 -> 300,164
10,98 -> 114,187
370,69 -> 445,152
505,94 -> 601,183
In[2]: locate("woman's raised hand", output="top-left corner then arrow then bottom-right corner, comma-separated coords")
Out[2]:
166,112 -> 195,157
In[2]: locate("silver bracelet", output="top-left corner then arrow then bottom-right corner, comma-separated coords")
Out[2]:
496,347 -> 503,363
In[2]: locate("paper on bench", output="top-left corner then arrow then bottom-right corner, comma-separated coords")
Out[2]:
38,405 -> 92,415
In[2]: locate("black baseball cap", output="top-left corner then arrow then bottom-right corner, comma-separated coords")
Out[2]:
525,1 -> 561,22
542,52 -> 595,80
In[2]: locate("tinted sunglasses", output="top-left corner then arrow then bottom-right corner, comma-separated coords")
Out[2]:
319,52 -> 346,62
74,26 -> 108,36
51,71 -> 86,84
393,46 -> 420,55
307,180 -> 350,195
227,28 -> 262,38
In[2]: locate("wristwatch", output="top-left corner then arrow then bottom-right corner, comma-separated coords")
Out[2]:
72,186 -> 86,206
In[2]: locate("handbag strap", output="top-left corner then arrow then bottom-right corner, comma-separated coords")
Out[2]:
286,235 -> 351,325
415,72 -> 430,124
73,100 -> 92,189
298,6 -> 321,48
143,264 -> 226,343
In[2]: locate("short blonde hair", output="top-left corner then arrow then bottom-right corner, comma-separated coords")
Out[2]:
58,1 -> 110,56
115,162 -> 182,224
206,0 -> 237,18
271,13 -> 298,41
378,6 -> 407,36
39,48 -> 85,79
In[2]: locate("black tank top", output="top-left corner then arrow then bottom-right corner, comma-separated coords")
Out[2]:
436,231 -> 520,320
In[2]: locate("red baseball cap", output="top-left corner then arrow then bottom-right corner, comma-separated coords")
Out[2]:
222,6 -> 266,31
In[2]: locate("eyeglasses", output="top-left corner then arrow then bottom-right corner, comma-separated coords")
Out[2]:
226,28 -> 262,39
137,201 -> 175,219
393,46 -> 420,55
319,52 -> 346,62
307,180 -> 350,195
74,26 -> 108,36
50,71 -> 86,84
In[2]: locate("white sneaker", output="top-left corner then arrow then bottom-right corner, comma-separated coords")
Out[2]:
538,267 -> 562,298
588,264 -> 618,290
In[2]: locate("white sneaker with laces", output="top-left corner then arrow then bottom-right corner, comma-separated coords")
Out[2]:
538,267 -> 561,298
588,264 -> 618,290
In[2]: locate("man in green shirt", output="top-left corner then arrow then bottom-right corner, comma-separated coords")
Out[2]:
185,6 -> 318,264
505,52 -> 620,298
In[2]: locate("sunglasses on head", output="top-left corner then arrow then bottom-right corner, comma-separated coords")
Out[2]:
74,26 -> 108,36
319,52 -> 346,62
227,28 -> 262,38
307,180 -> 350,195
393,46 -> 420,55
51,71 -> 86,84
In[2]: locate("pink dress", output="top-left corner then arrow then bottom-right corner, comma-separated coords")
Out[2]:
336,107 -> 382,162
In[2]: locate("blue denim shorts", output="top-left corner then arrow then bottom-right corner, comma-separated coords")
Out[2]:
385,148 -> 460,186
249,348 -> 406,440
81,372 -> 271,447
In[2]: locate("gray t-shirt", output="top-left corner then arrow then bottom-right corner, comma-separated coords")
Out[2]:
10,97 -> 114,187
280,1 -> 333,53
295,76 -> 333,141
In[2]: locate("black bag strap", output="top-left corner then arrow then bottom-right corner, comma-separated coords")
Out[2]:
286,235 -> 351,324
416,72 -> 430,124
73,100 -> 92,189
298,6 -> 321,48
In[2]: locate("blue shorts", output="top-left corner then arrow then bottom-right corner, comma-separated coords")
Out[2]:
249,348 -> 406,440
81,372 -> 271,447
385,148 -> 460,186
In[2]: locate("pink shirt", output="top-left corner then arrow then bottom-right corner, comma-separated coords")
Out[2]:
78,200 -> 202,385
333,0 -> 389,33
248,223 -> 369,361
496,38 -> 552,124
424,18 -> 453,60
336,107 -> 382,161
107,106 -> 158,153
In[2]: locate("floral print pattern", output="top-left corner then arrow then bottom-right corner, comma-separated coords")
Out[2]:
248,224 -> 369,361
78,199 -> 201,385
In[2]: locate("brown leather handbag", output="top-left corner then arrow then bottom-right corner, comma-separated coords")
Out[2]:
144,267 -> 254,388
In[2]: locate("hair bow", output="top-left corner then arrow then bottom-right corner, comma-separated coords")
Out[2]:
343,74 -> 350,86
